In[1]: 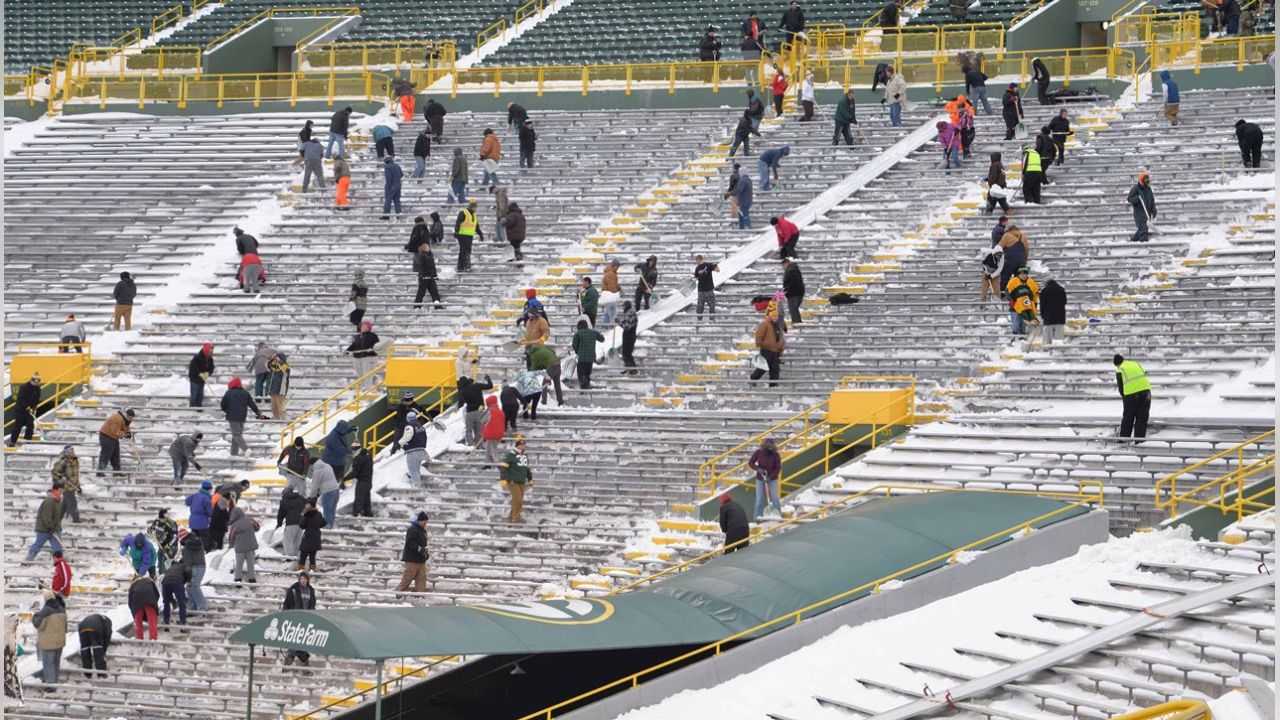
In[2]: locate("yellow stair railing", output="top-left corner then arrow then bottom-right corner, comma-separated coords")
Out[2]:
1110,699 -> 1212,720
696,375 -> 915,497
278,360 -> 387,450
4,343 -> 95,436
518,487 -> 1101,720
1154,429 -> 1275,520
205,7 -> 361,51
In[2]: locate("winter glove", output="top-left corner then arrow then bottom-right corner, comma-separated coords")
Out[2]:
257,414 -> 267,420
125,432 -> 134,440
880,98 -> 886,104
194,463 -> 203,472
484,374 -> 492,385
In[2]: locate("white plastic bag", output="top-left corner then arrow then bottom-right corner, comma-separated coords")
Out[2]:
751,353 -> 769,371
341,301 -> 356,317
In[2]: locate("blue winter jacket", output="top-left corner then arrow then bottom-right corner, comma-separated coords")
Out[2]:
185,489 -> 213,531
729,173 -> 754,209
1159,70 -> 1179,104
760,146 -> 791,168
321,420 -> 353,468
372,124 -> 394,141
384,161 -> 403,194
119,534 -> 155,575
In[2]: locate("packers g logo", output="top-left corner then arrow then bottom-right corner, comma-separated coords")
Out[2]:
468,598 -> 614,625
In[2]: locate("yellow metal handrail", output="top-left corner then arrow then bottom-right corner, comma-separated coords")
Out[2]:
361,380 -> 457,456
206,7 -> 360,51
1154,429 -> 1274,518
74,70 -> 390,110
294,7 -> 364,52
518,490 -> 1101,720
1011,0 -> 1051,26
291,655 -> 461,719
697,375 -> 914,495
299,39 -> 454,75
476,17 -> 509,50
279,359 -> 388,450
515,0 -> 547,25
1111,0 -> 1154,24
152,3 -> 186,34
5,344 -> 94,432
1158,454 -> 1276,521
1110,699 -> 1212,720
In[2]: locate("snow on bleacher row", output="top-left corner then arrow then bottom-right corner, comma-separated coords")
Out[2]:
1,101 -> 934,718
611,517 -> 1275,720
3,82 -> 1273,719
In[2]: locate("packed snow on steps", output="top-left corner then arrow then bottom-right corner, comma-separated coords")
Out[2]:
614,525 -> 1254,720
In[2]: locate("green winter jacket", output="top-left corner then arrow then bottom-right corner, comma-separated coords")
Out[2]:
834,95 -> 857,124
528,345 -> 559,372
35,493 -> 62,534
578,286 -> 599,317
571,328 -> 606,364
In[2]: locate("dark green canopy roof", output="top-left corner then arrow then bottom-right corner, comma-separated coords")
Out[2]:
231,492 -> 1086,658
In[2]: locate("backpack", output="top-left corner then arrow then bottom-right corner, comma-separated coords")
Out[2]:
828,293 -> 860,306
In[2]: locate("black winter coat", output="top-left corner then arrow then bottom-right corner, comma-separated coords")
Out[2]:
460,377 -> 493,411
964,68 -> 987,93
698,33 -> 722,61
299,509 -> 326,553
188,351 -> 215,383
414,132 -> 432,158
719,499 -> 750,543
113,277 -> 137,305
277,490 -> 305,527
77,614 -> 113,647
783,264 -> 806,298
507,103 -> 528,127
236,233 -> 259,256
162,561 -> 192,585
500,385 -> 521,408
344,450 -> 374,486
329,109 -> 350,137
423,100 -> 446,122
518,124 -> 536,152
735,115 -> 754,139
181,535 -> 206,567
779,7 -> 805,32
347,331 -> 380,358
1001,89 -> 1022,123
503,206 -> 527,242
406,224 -> 430,254
402,522 -> 429,563
283,581 -> 317,610
1048,115 -> 1071,138
16,381 -> 40,412
127,576 -> 160,615
1039,280 -> 1067,325
1237,121 -> 1263,149
219,386 -> 261,423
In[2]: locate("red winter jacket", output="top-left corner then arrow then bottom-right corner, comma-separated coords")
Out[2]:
771,75 -> 788,97
481,395 -> 506,441
238,253 -> 267,285
774,217 -> 799,247
52,556 -> 72,597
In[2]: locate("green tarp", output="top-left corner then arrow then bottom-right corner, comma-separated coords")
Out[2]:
231,492 -> 1086,658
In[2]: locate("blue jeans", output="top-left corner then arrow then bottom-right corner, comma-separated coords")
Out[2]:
601,304 -> 617,328
495,216 -> 506,244
26,531 -> 62,561
753,474 -> 781,520
405,449 -> 426,486
1010,310 -> 1026,335
481,169 -> 500,187
383,189 -> 402,215
751,117 -> 761,133
448,180 -> 467,203
973,86 -> 992,115
412,156 -> 426,178
519,150 -> 534,167
172,456 -> 189,484
946,147 -> 962,168
737,204 -> 752,229
889,101 -> 903,126
758,159 -> 772,190
321,489 -> 339,527
189,380 -> 204,407
325,132 -> 345,159
187,565 -> 207,611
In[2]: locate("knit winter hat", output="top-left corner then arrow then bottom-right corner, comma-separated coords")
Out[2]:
525,289 -> 537,299
416,511 -> 429,522
201,480 -> 213,490
719,493 -> 732,505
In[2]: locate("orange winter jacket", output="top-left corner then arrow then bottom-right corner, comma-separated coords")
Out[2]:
480,134 -> 501,161
755,315 -> 784,353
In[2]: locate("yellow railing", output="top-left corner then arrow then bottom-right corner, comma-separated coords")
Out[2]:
518,488 -> 1102,720
1111,699 -> 1212,720
477,17 -> 509,50
279,359 -> 387,450
810,23 -> 1005,64
293,7 -> 364,54
1010,0 -> 1051,26
206,7 -> 360,51
68,44 -> 204,80
299,39 -> 455,78
361,383 -> 456,457
110,27 -> 143,49
1157,454 -> 1275,522
1155,429 -> 1275,519
152,3 -> 187,34
1110,0 -> 1153,25
696,375 -> 915,496
1113,9 -> 1199,52
73,70 -> 390,109
1192,33 -> 1275,70
291,655 -> 461,719
516,0 -> 549,24
452,59 -> 772,98
808,45 -> 1134,92
4,344 -> 94,432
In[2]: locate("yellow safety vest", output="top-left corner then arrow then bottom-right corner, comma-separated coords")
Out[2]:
1024,149 -> 1042,173
1117,360 -> 1151,396
458,209 -> 477,237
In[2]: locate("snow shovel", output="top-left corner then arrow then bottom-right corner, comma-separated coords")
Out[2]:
1139,198 -> 1158,236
